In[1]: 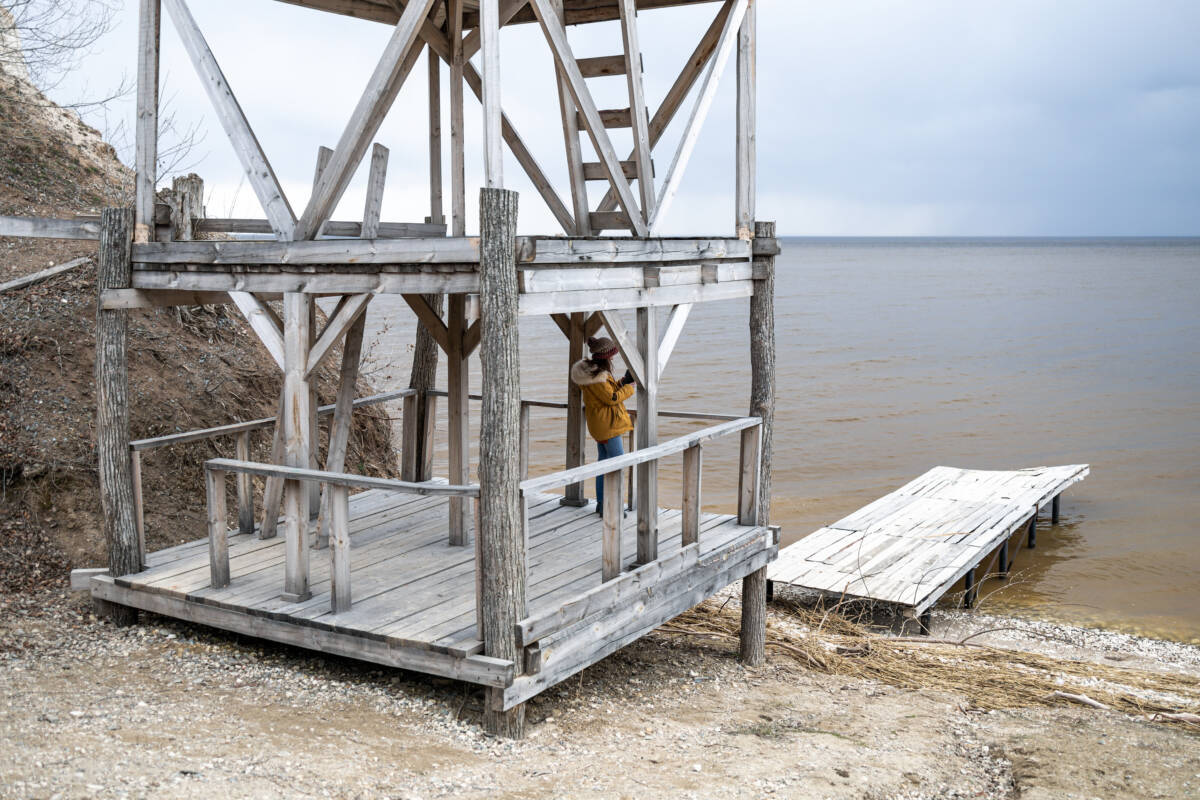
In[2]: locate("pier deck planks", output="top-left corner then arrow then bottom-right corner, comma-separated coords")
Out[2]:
767,465 -> 1089,615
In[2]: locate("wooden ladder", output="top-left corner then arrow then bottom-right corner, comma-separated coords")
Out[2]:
551,0 -> 655,235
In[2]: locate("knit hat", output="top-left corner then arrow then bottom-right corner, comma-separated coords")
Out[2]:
587,336 -> 618,360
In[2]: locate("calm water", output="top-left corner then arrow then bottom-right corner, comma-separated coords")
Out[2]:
363,238 -> 1200,642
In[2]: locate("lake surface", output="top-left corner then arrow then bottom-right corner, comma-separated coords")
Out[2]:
363,237 -> 1200,642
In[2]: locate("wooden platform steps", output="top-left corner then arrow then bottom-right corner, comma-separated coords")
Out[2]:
766,465 -> 1089,626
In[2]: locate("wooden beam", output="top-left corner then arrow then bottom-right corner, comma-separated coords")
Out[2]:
649,0 -> 749,234
618,0 -> 655,221
0,215 -> 101,240
549,312 -> 571,339
551,0 -> 588,235
205,468 -> 230,587
161,0 -> 296,238
657,302 -> 692,380
635,305 -> 658,563
317,311 -> 366,548
293,0 -> 438,240
564,311 -> 587,505
134,0 -> 161,242
305,293 -> 371,377
462,317 -> 482,356
449,0 -> 466,236
426,47 -> 444,226
480,0 -> 503,188
596,0 -> 730,214
191,218 -> 444,238
98,289 -> 234,309
229,292 -> 286,370
281,292 -> 314,601
0,257 -> 92,293
132,236 -> 480,265
447,293 -> 471,546
460,0 -> 527,59
596,310 -> 646,387
602,470 -> 622,580
402,293 -> 451,352
682,443 -> 701,545
734,0 -> 754,240
527,0 -> 648,235
362,143 -> 390,239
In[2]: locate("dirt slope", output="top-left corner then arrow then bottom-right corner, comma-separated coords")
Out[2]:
0,59 -> 397,592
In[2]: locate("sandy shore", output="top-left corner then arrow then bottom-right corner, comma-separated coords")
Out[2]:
1,587 -> 1197,800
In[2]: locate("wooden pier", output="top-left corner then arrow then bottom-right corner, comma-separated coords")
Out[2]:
767,465 -> 1089,627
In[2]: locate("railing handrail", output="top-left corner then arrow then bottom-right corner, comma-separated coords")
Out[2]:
131,389 -> 413,452
205,458 -> 479,497
519,416 -> 761,494
425,388 -> 743,423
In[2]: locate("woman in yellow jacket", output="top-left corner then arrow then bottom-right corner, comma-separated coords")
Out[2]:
570,336 -> 635,517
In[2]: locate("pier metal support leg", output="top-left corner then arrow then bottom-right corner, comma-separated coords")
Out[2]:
962,568 -> 976,609
95,207 -> 140,626
1051,495 -> 1060,525
1027,514 -> 1037,549
998,540 -> 1010,579
478,187 -> 526,739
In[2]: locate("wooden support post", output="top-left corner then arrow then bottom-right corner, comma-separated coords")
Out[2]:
427,46 -> 445,226
998,539 -> 1010,579
478,187 -> 525,738
317,310 -> 367,548
480,0 -> 503,187
682,443 -> 701,546
403,295 -> 443,482
563,311 -> 587,506
206,468 -> 230,588
95,208 -> 140,626
618,0 -> 655,222
134,0 -> 160,243
449,0 -> 466,236
634,306 -> 658,565
259,389 -> 286,539
130,449 -> 146,563
281,292 -> 313,602
1051,495 -> 1061,525
448,293 -> 471,546
737,426 -> 761,526
1027,514 -> 1037,549
235,431 -> 254,536
551,0 -> 588,234
602,471 -> 622,581
963,567 -> 976,608
307,300 -> 321,520
734,0 -> 755,240
741,219 -> 774,667
329,484 -> 352,613
519,403 -> 531,480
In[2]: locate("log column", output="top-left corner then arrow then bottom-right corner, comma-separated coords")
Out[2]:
635,306 -> 659,564
740,221 -> 774,667
477,187 -> 525,738
95,207 -> 140,625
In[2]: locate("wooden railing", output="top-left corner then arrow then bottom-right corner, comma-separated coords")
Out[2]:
201,459 -> 478,613
519,416 -> 762,582
128,389 -> 411,557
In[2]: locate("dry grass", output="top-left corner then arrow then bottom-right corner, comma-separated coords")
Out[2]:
659,599 -> 1200,729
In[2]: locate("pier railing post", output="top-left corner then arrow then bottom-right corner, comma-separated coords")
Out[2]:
95,206 -> 140,626
206,467 -> 230,588
478,186 -> 526,738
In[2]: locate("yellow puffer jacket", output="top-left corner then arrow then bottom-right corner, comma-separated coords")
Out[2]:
570,359 -> 635,443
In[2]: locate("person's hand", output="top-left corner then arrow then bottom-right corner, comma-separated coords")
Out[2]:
619,369 -> 635,387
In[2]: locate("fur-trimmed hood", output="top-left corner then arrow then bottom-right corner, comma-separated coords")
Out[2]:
570,359 -> 611,387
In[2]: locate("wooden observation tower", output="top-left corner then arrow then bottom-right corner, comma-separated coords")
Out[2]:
13,0 -> 780,737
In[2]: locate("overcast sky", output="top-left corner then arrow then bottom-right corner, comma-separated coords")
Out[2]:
48,0 -> 1200,236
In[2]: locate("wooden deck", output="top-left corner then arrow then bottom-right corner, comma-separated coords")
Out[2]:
89,486 -> 775,707
767,465 -> 1089,617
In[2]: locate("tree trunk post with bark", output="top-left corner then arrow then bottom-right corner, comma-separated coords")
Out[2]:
477,186 -> 526,738
94,206 -> 141,626
741,220 -> 775,666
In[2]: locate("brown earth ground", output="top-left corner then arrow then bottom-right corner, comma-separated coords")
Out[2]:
1,44 -> 1198,800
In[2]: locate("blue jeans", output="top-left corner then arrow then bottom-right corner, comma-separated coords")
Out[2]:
596,435 -> 624,515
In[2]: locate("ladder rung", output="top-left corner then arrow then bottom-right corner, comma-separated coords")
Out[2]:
582,160 -> 652,181
589,211 -> 634,231
576,108 -> 633,129
578,55 -> 627,78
